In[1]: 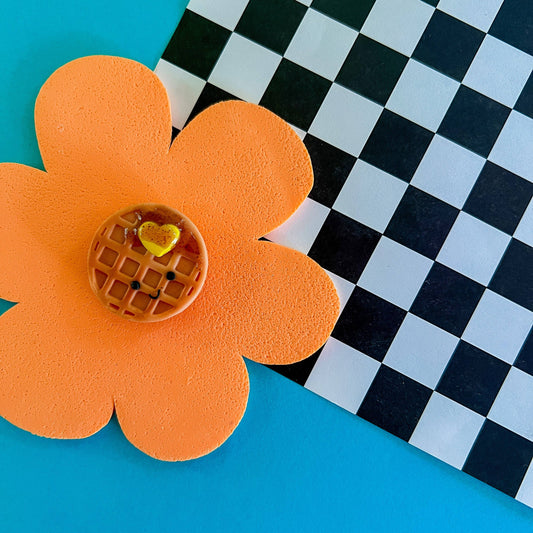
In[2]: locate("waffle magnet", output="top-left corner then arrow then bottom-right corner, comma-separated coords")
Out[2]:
0,56 -> 339,461
88,204 -> 208,321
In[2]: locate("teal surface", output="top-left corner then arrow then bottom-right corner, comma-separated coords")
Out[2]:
0,2 -> 532,531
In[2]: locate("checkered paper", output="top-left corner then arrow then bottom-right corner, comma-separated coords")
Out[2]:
156,0 -> 533,506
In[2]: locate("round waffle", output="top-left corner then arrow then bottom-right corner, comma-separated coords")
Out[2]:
88,204 -> 208,322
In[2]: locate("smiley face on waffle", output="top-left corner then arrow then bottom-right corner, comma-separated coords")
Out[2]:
88,204 -> 208,322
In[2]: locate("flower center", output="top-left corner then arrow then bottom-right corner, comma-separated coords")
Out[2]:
87,203 -> 208,322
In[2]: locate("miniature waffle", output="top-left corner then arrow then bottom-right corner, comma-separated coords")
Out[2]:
88,204 -> 208,322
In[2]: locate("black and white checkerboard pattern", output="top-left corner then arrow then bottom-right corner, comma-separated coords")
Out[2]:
155,0 -> 533,506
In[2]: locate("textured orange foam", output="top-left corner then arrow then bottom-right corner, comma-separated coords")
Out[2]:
0,56 -> 339,460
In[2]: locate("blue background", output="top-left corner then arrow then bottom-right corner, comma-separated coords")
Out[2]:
0,1 -> 531,531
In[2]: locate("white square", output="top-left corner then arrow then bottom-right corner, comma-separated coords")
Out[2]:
410,392 -> 484,469
187,0 -> 249,30
489,111 -> 533,183
517,461 -> 533,508
309,83 -> 382,156
154,60 -> 206,130
437,212 -> 511,285
208,34 -> 281,103
463,290 -> 533,364
358,237 -> 433,310
325,270 -> 355,314
305,337 -> 380,413
514,197 -> 533,248
411,135 -> 485,208
289,123 -> 306,140
463,35 -> 533,108
333,160 -> 407,232
384,314 -> 459,388
285,9 -> 357,81
488,368 -> 533,440
265,197 -> 329,255
296,0 -> 312,5
386,60 -> 459,131
438,0 -> 504,32
360,0 -> 434,56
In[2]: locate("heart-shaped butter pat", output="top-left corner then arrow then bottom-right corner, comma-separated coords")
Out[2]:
138,221 -> 181,257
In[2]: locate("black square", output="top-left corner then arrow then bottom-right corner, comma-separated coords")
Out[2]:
162,10 -> 231,80
514,328 -> 533,376
359,111 -> 433,182
311,0 -> 376,30
410,263 -> 484,336
308,210 -> 380,284
171,127 -> 180,143
515,72 -> 533,119
267,348 -> 322,386
260,59 -> 331,130
420,0 -> 439,5
384,187 -> 459,259
436,341 -> 510,416
336,35 -> 408,106
489,0 -> 533,56
332,287 -> 406,361
357,366 -> 432,441
438,86 -> 511,157
463,420 -> 533,497
235,0 -> 306,55
463,162 -> 533,235
489,239 -> 533,311
413,11 -> 484,81
304,135 -> 356,208
187,83 -> 240,125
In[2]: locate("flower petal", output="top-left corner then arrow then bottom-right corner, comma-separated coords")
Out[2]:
201,240 -> 340,365
0,255 -> 248,458
25,56 -> 182,260
167,101 -> 313,241
35,55 -> 172,181
115,338 -> 249,461
0,164 -> 49,302
0,302 -> 114,438
0,162 -> 132,304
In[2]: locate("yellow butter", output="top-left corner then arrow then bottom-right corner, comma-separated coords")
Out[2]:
138,221 -> 180,257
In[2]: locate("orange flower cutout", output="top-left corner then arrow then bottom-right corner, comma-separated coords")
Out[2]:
0,56 -> 339,461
